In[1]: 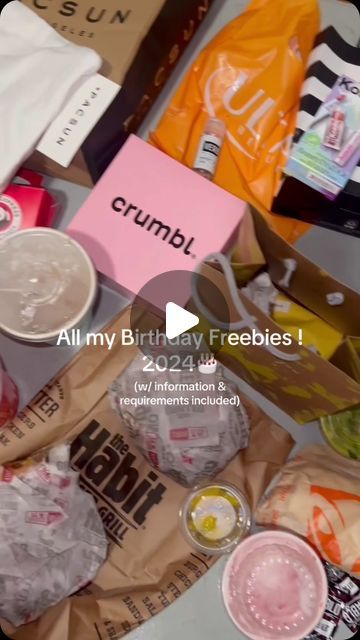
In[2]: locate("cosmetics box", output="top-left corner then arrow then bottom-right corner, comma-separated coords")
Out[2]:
273,26 -> 360,237
273,176 -> 360,237
0,170 -> 57,240
68,135 -> 246,306
22,0 -> 214,187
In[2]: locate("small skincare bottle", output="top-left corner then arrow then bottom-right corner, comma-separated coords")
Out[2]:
193,118 -> 226,180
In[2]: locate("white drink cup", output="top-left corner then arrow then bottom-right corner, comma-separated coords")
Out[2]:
0,228 -> 97,344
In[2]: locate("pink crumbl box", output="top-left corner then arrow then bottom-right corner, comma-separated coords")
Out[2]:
68,135 -> 246,307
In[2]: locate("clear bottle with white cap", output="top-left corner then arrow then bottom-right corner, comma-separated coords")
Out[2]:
193,118 -> 226,180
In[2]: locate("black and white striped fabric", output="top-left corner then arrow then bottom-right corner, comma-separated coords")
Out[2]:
295,27 -> 360,198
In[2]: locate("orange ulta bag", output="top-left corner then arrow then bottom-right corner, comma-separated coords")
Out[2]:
256,445 -> 360,577
150,0 -> 320,245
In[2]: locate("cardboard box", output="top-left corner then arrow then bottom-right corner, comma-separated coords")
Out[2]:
0,170 -> 57,239
272,24 -> 360,236
22,0 -> 214,187
273,175 -> 360,237
68,135 -> 246,308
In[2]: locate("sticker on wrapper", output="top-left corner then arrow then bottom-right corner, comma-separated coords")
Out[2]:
0,195 -> 22,238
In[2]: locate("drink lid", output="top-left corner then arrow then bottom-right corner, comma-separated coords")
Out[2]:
0,228 -> 97,342
222,531 -> 328,640
180,482 -> 251,555
321,409 -> 360,460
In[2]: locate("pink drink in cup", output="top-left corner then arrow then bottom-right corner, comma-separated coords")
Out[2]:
222,530 -> 328,640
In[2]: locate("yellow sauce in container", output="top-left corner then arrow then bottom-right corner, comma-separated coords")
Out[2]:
180,482 -> 252,555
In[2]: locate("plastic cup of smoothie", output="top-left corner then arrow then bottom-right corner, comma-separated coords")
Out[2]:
222,530 -> 328,640
0,228 -> 97,344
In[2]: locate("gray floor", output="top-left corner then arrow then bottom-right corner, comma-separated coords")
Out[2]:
1,1 -> 360,639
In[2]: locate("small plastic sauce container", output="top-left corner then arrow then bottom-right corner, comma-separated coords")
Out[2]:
180,482 -> 252,555
0,228 -> 97,344
222,530 -> 328,640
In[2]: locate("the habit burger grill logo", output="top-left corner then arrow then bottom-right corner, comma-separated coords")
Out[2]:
70,420 -> 166,546
112,196 -> 196,257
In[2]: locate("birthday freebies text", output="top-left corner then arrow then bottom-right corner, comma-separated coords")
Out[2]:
56,327 -> 300,350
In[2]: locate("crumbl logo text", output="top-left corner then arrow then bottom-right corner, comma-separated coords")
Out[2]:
71,420 -> 167,546
112,196 -> 196,258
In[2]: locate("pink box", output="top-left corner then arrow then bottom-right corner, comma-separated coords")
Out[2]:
68,135 -> 246,309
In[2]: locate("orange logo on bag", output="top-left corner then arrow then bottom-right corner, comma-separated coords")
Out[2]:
307,485 -> 360,573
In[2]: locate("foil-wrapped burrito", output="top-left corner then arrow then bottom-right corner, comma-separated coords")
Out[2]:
0,444 -> 108,627
109,356 -> 250,487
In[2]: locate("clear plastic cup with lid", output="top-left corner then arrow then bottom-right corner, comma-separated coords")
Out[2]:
222,530 -> 328,640
179,481 -> 252,555
0,228 -> 97,344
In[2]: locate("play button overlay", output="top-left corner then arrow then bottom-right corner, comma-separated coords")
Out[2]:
130,268 -> 230,371
166,302 -> 199,340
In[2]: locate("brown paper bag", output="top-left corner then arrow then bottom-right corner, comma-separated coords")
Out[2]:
201,207 -> 360,424
22,0 -> 214,186
0,308 -> 293,640
331,337 -> 360,385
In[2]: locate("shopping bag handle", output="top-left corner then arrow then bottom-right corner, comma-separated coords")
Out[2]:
191,252 -> 300,362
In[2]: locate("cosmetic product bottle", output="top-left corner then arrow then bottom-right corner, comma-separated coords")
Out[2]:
323,108 -> 346,150
193,118 -> 226,180
334,130 -> 360,166
310,93 -> 346,129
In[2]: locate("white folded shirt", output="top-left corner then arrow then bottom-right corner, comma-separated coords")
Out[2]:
0,1 -> 101,191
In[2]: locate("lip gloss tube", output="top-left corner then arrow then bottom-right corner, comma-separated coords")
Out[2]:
323,108 -> 346,150
334,130 -> 360,166
310,94 -> 346,129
